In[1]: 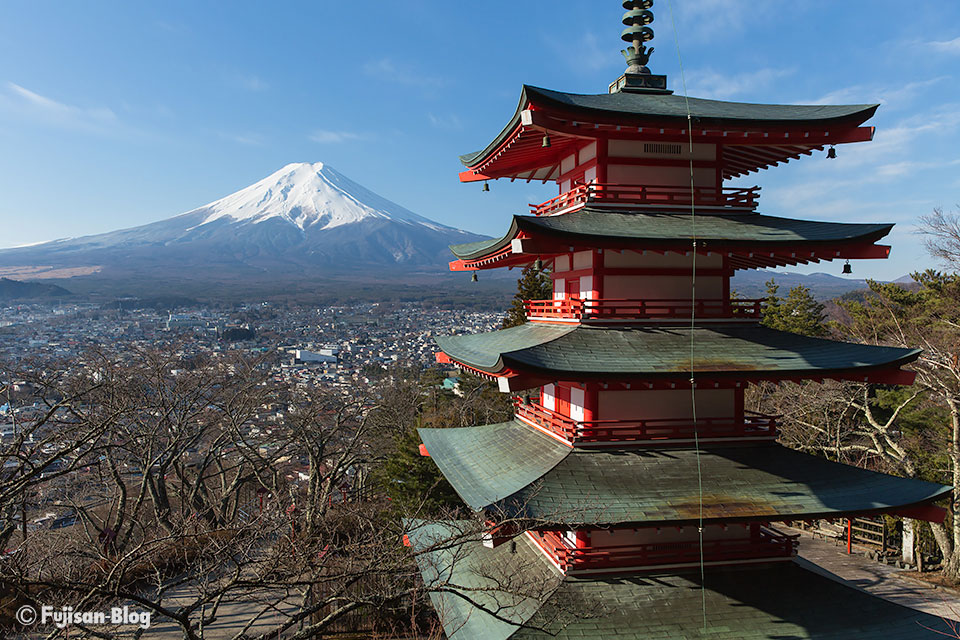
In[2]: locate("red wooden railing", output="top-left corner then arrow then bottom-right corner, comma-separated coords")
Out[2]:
525,298 -> 764,321
515,400 -> 578,440
535,527 -> 798,572
530,183 -> 760,216
514,400 -> 778,443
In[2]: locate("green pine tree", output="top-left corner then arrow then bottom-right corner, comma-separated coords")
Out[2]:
502,264 -> 552,328
760,279 -> 827,337
374,421 -> 463,515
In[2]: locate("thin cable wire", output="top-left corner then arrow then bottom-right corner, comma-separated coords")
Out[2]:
667,0 -> 707,631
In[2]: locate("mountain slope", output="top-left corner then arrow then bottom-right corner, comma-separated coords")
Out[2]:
0,162 -> 484,279
0,278 -> 71,300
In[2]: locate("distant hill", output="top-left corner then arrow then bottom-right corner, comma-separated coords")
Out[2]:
0,277 -> 71,300
731,270 -> 878,299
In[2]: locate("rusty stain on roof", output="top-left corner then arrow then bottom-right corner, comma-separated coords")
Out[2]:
669,495 -> 782,520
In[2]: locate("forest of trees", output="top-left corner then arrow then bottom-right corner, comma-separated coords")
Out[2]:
3,209 -> 960,638
750,208 -> 960,578
0,345 -> 511,638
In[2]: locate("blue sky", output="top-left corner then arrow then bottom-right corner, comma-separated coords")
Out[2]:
1,0 -> 958,280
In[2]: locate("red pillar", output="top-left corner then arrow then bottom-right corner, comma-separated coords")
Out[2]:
556,384 -> 571,418
592,248 -> 603,299
582,383 -> 598,423
576,530 -> 590,549
596,138 -> 608,184
847,519 -> 852,554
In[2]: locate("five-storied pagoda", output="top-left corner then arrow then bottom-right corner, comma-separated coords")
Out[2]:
407,3 -> 955,638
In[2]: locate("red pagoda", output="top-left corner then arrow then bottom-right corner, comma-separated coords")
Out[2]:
407,3 -> 954,638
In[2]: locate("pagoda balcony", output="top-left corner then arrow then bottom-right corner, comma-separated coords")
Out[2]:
514,399 -> 778,444
534,527 -> 799,574
530,184 -> 761,217
525,297 -> 764,322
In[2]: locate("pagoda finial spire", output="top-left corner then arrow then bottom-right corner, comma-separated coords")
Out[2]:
609,0 -> 667,93
620,0 -> 655,74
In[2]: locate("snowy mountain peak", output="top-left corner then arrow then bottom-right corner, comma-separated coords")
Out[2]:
0,161 -> 485,278
190,161 -> 445,232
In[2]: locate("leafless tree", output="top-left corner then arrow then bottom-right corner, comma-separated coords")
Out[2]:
752,379 -> 926,475
752,211 -> 960,579
1,349 -> 583,639
919,207 -> 960,266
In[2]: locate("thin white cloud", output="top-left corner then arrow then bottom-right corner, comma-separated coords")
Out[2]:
428,113 -> 462,130
229,73 -> 269,92
550,31 -> 610,75
362,60 -> 444,88
805,77 -> 948,109
928,37 -> 960,54
769,102 -> 960,174
873,158 -> 960,179
0,82 -> 121,134
765,182 -> 934,225
309,129 -> 363,144
671,0 -> 784,43
155,20 -> 189,35
119,101 -> 175,120
153,104 -> 175,119
683,67 -> 794,100
8,83 -> 116,121
758,103 -> 960,219
218,131 -> 265,146
845,103 -> 960,165
771,159 -> 952,201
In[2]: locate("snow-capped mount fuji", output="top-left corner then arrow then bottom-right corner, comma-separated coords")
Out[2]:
0,162 -> 486,281
192,162 -> 453,234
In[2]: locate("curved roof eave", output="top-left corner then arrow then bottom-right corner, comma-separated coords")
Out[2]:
524,85 -> 880,127
419,421 -> 570,510
459,86 -> 534,168
419,422 -> 951,527
516,210 -> 894,246
450,216 -> 522,260
448,210 -> 894,262
408,524 -> 960,640
436,324 -> 921,380
435,323 -> 575,372
460,84 -> 880,169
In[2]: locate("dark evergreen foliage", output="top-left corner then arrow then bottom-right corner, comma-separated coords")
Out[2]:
222,327 -> 255,341
376,421 -> 463,514
760,278 -> 827,337
502,265 -> 552,329
373,365 -> 512,515
0,277 -> 70,300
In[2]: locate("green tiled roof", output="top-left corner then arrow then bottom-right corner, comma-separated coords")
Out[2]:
449,210 -> 893,261
419,421 -> 951,526
526,85 -> 879,123
436,323 -> 573,372
461,85 -> 878,167
408,520 -> 956,639
449,237 -> 505,258
435,323 -> 920,380
419,421 -> 569,508
406,520 -> 555,640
